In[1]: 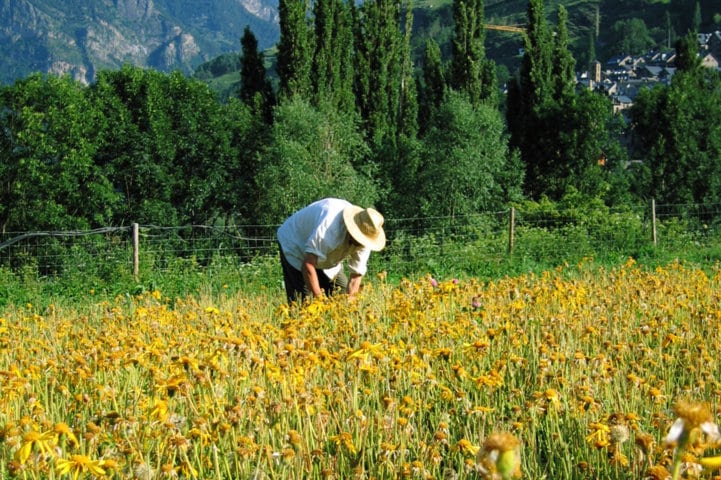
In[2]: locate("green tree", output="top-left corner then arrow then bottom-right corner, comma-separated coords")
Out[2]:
552,5 -> 576,101
606,18 -> 655,56
587,29 -> 597,71
311,0 -> 355,113
507,0 -> 553,153
418,38 -> 446,134
90,67 -> 236,225
521,0 -> 554,110
629,65 -> 721,205
239,26 -> 275,123
526,91 -> 627,202
506,0 -> 553,198
693,1 -> 702,32
448,0 -> 497,105
277,0 -> 314,100
353,0 -> 417,142
418,91 -> 523,219
353,0 -> 418,213
674,30 -> 702,73
216,98 -> 269,224
0,74 -> 118,232
87,67 -> 170,224
253,98 -> 377,224
398,6 -> 419,141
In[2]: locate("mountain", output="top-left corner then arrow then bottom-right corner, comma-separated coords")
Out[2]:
2,0 -> 720,87
0,0 -> 279,85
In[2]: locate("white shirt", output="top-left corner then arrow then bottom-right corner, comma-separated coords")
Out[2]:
277,198 -> 371,279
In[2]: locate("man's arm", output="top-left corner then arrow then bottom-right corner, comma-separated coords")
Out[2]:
301,253 -> 323,297
347,273 -> 362,296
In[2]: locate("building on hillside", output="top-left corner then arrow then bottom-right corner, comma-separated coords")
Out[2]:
612,95 -> 633,115
701,52 -> 719,69
579,30 -> 721,117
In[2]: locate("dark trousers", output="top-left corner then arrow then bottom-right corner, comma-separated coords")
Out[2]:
278,243 -> 347,304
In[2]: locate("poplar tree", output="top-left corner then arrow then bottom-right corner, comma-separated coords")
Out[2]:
508,0 -> 622,201
352,0 -> 418,212
353,0 -> 400,144
398,6 -> 418,140
277,0 -> 313,100
353,0 -> 416,145
239,26 -> 275,123
311,0 -> 355,113
448,0 -> 497,105
552,5 -> 576,101
521,0 -> 553,110
506,0 -> 553,155
418,38 -> 445,134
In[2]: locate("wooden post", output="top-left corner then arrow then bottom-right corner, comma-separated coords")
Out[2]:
651,199 -> 657,246
132,223 -> 139,280
508,207 -> 515,256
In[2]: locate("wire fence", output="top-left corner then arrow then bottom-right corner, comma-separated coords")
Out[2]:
2,202 -> 721,280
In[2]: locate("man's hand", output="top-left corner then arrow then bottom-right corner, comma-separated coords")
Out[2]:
347,273 -> 362,297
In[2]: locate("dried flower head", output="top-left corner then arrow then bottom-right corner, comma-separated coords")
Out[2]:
665,400 -> 719,449
476,432 -> 522,480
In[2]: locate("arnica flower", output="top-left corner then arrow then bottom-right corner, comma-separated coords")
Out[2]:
15,429 -> 58,464
329,432 -> 357,455
475,432 -> 522,480
55,454 -> 106,480
150,398 -> 169,422
53,422 -> 79,447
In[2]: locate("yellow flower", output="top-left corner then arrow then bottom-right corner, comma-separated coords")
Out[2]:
178,459 -> 198,477
701,455 -> 721,470
456,438 -> 480,456
329,432 -> 357,455
15,429 -> 58,464
54,423 -> 79,447
150,398 -> 169,422
286,429 -> 303,447
55,454 -> 106,480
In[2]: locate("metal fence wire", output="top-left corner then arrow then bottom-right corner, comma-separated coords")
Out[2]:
1,202 -> 721,279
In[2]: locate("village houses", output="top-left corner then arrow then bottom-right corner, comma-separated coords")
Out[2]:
577,30 -> 721,116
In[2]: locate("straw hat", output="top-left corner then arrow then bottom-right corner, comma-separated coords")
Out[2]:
343,205 -> 386,251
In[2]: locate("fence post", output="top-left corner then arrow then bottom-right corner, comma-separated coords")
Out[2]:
508,207 -> 515,257
651,199 -> 657,246
132,223 -> 139,280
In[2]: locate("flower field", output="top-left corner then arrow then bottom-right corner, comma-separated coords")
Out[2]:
2,259 -> 721,479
